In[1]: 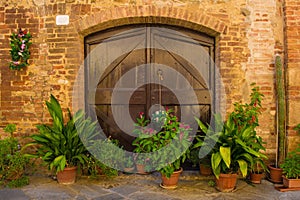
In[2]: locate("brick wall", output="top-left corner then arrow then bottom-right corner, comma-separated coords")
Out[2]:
0,0 -> 297,161
284,0 -> 300,152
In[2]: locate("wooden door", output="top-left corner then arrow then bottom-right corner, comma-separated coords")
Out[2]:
85,25 -> 215,151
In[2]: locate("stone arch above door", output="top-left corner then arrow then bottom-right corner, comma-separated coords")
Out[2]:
73,5 -> 227,37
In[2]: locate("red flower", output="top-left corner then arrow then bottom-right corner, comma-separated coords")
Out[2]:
139,112 -> 144,119
252,115 -> 256,122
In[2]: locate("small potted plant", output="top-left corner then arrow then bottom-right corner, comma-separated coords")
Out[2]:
132,112 -> 155,174
24,95 -> 93,184
249,157 -> 268,184
123,157 -> 135,173
279,124 -> 300,189
193,118 -> 216,176
87,137 -> 122,178
156,112 -> 192,189
280,146 -> 300,189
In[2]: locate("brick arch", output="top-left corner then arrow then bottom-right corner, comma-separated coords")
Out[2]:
73,5 -> 227,37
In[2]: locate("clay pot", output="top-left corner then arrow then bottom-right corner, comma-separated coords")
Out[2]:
199,164 -> 212,176
268,164 -> 283,183
250,172 -> 264,184
282,176 -> 300,188
215,173 -> 238,192
161,168 -> 183,189
57,166 -> 77,184
136,164 -> 149,175
123,167 -> 135,174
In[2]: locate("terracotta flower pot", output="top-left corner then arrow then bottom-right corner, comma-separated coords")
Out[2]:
123,167 -> 135,173
136,164 -> 149,174
57,166 -> 77,184
215,173 -> 238,192
282,176 -> 300,188
250,172 -> 264,184
199,164 -> 212,176
268,164 -> 283,183
161,168 -> 183,189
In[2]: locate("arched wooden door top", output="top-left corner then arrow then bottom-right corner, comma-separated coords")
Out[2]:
84,25 -> 215,150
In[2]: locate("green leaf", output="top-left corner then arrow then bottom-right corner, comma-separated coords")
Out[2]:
220,146 -> 231,168
52,155 -> 66,172
237,159 -> 248,177
31,135 -> 49,143
194,117 -> 208,134
211,152 -> 221,178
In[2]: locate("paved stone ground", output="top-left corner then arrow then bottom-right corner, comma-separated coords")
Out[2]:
1,171 -> 300,200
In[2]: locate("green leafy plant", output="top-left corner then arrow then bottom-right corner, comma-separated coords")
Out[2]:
4,124 -> 16,138
7,176 -> 29,188
194,84 -> 268,180
124,156 -> 134,168
132,110 -> 192,178
192,116 -> 220,169
280,125 -> 300,179
230,83 -> 264,129
24,94 -> 92,173
197,114 -> 267,179
295,123 -> 300,133
208,180 -> 216,187
0,124 -> 30,188
83,154 -> 118,178
280,147 -> 300,179
229,84 -> 268,174
9,28 -> 32,70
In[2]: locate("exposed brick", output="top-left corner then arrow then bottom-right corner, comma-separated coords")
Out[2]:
0,0 -> 297,158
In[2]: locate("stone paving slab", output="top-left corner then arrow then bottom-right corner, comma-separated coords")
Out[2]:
1,172 -> 300,200
0,189 -> 29,200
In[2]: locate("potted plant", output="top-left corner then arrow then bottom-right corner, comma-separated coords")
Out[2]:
248,134 -> 268,184
280,146 -> 300,188
199,156 -> 213,176
228,83 -> 268,184
279,125 -> 300,189
24,95 -> 92,184
0,124 -> 30,187
123,157 -> 135,173
192,118 -> 217,176
132,110 -> 192,188
268,56 -> 286,183
249,157 -> 268,184
86,137 -> 122,178
132,112 -> 155,174
196,113 -> 267,192
156,111 -> 191,189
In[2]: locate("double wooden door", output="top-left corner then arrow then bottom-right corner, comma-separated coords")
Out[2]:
85,25 -> 215,150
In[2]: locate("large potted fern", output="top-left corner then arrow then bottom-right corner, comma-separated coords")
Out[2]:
25,95 -> 93,184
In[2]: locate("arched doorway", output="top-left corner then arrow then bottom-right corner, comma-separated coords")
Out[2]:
84,24 -> 215,151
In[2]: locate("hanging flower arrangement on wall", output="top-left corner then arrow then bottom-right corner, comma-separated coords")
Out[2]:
9,29 -> 32,70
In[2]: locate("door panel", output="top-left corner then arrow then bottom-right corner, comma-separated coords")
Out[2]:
85,25 -> 215,151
